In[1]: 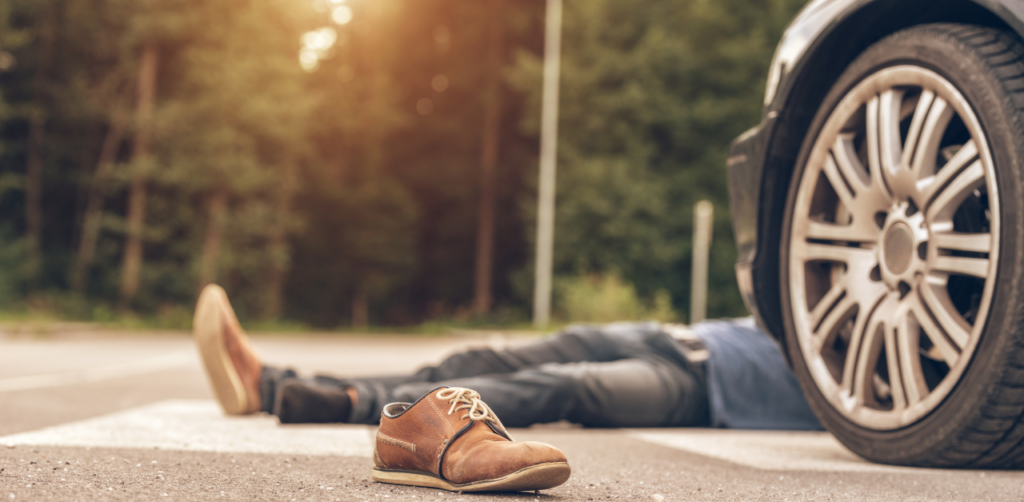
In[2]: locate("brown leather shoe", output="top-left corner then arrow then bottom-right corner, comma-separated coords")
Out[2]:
193,284 -> 263,415
372,387 -> 571,492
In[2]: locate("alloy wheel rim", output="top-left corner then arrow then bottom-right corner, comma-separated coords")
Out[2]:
788,65 -> 1000,430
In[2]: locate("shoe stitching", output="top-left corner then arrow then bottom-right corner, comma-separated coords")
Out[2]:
376,432 -> 416,453
426,395 -> 456,435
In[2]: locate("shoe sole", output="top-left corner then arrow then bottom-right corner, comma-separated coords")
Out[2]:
371,461 -> 571,492
193,284 -> 250,415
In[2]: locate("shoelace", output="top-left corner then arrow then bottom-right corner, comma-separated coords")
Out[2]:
435,387 -> 514,441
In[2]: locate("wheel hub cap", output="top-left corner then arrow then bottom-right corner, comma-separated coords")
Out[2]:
882,221 -> 914,275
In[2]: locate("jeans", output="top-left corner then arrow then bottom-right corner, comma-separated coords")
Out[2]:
260,322 -> 710,428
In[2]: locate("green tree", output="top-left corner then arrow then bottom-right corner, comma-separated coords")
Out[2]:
511,0 -> 805,321
154,0 -> 319,315
0,0 -> 29,305
0,0 -> 806,328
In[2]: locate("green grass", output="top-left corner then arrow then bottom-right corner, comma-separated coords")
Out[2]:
0,289 -> 613,336
0,301 -> 555,337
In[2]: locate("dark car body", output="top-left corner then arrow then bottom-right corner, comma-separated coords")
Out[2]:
728,0 -> 1024,346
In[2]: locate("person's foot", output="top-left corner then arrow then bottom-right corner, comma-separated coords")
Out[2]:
193,284 -> 263,415
372,387 -> 571,492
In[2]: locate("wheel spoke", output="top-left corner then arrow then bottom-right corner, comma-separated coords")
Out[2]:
931,231 -> 991,254
894,304 -> 929,406
926,160 -> 985,222
795,242 -> 876,264
932,255 -> 989,278
919,280 -> 971,348
878,90 -> 905,176
866,95 -> 896,202
822,150 -> 858,210
900,90 -> 935,172
809,277 -> 847,330
831,134 -> 871,194
819,134 -> 892,228
922,156 -> 983,223
814,295 -> 857,348
909,96 -> 954,179
845,295 -> 892,407
916,139 -> 978,198
883,320 -> 908,410
806,220 -> 877,243
838,285 -> 889,392
909,294 -> 961,366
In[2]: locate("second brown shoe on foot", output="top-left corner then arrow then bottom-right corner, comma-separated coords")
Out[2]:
193,284 -> 263,415
372,387 -> 571,492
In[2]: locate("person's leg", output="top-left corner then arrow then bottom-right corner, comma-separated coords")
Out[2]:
194,282 -> 698,428
254,365 -> 354,423
264,322 -> 701,425
258,365 -> 298,414
311,323 -> 669,423
385,355 -> 708,428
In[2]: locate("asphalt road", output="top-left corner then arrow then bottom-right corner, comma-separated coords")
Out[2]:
0,326 -> 1021,501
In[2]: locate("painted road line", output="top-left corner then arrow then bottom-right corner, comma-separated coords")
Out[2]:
629,429 -> 939,473
0,400 -> 374,457
0,352 -> 193,393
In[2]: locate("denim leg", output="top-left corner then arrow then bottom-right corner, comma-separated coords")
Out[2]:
259,365 -> 299,414
282,322 -> 703,425
311,327 -> 620,423
387,356 -> 708,428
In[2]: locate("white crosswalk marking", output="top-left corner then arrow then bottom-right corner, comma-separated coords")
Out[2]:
629,430 -> 937,473
0,400 -> 374,457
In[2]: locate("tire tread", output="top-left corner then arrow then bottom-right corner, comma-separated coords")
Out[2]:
920,24 -> 1024,469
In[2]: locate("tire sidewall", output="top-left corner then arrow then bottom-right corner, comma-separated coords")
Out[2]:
779,25 -> 1024,466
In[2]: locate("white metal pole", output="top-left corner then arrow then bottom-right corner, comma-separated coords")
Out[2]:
690,200 -> 714,324
532,0 -> 563,328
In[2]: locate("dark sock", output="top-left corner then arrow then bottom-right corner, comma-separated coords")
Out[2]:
273,379 -> 352,424
260,366 -> 298,414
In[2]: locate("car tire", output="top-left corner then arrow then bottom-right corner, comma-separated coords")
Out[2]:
780,24 -> 1024,467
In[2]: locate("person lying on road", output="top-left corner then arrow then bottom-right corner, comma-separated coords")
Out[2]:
192,284 -> 822,492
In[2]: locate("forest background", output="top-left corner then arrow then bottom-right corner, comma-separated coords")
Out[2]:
0,0 -> 806,329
